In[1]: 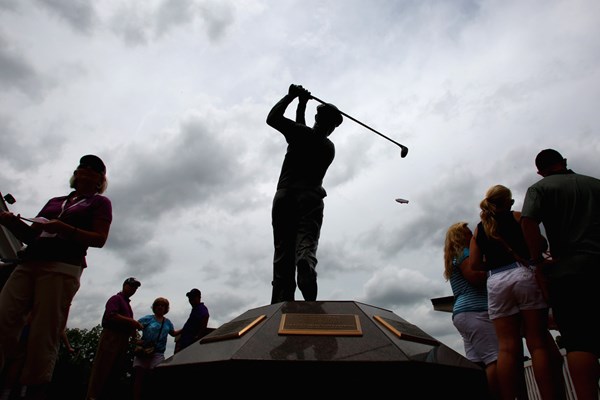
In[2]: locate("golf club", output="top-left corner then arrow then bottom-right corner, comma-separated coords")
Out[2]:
307,91 -> 409,158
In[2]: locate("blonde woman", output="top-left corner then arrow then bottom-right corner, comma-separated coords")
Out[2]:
470,185 -> 565,400
444,222 -> 499,398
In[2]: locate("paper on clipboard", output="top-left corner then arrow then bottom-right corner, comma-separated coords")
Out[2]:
20,216 -> 49,224
19,216 -> 55,237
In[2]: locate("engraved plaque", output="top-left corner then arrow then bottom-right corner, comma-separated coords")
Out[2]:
200,315 -> 266,344
278,313 -> 362,336
373,315 -> 439,346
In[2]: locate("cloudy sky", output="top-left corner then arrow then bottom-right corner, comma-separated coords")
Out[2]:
1,0 -> 599,358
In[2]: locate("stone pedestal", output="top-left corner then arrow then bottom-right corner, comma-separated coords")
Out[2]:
155,301 -> 488,398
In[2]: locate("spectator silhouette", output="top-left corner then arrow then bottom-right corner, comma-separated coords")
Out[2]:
132,297 -> 177,400
0,154 -> 112,400
444,222 -> 500,398
174,288 -> 209,354
521,149 -> 600,400
86,277 -> 143,400
470,185 -> 565,400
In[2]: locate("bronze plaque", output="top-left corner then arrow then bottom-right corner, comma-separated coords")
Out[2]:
373,315 -> 439,346
200,315 -> 266,344
278,313 -> 362,336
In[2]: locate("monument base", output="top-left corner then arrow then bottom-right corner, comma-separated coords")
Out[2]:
155,301 -> 489,398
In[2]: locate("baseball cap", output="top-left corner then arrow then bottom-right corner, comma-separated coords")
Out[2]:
124,277 -> 141,288
78,154 -> 106,175
186,288 -> 201,298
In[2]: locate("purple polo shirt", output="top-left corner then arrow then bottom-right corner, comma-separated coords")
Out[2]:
20,192 -> 112,267
101,292 -> 135,334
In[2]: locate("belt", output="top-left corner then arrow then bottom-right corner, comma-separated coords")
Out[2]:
488,262 -> 521,277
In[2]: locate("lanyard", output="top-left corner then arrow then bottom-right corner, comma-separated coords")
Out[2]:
58,196 -> 86,219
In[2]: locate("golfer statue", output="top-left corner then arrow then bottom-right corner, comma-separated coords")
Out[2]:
267,84 -> 343,304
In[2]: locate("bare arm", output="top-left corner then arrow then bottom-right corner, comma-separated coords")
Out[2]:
521,216 -> 545,264
468,226 -> 486,272
61,330 -> 75,353
459,256 -> 487,287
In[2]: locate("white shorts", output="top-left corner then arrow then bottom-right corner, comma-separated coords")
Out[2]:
487,262 -> 547,320
133,352 -> 165,369
453,310 -> 498,365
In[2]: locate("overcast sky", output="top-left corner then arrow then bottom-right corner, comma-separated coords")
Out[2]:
1,0 -> 599,358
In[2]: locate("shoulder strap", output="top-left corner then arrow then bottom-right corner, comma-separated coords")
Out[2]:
153,318 -> 166,346
489,211 -> 529,265
495,236 -> 528,265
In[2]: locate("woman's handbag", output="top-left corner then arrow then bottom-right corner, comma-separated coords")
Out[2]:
134,318 -> 164,358
134,344 -> 155,357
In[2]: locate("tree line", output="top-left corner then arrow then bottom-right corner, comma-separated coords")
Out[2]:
49,325 -> 135,400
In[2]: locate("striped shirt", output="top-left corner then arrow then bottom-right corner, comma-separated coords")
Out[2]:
450,248 -> 489,317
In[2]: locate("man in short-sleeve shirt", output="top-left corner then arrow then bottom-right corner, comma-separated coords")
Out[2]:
521,149 -> 600,400
86,278 -> 143,400
175,288 -> 209,353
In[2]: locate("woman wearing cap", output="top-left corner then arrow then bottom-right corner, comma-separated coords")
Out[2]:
0,154 -> 112,398
132,297 -> 178,400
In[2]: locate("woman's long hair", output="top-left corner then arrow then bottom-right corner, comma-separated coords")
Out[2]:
479,184 -> 513,241
443,222 -> 471,281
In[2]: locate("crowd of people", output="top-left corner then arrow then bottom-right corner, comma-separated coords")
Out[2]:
0,155 -> 211,400
85,280 -> 209,400
444,149 -> 600,400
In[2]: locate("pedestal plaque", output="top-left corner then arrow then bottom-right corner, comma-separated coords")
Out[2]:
200,315 -> 266,343
278,313 -> 362,336
373,315 -> 439,346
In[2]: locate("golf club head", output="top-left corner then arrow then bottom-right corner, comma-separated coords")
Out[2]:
400,146 -> 408,158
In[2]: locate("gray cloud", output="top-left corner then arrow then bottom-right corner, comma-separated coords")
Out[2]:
1,0 -> 599,359
37,0 -> 98,33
